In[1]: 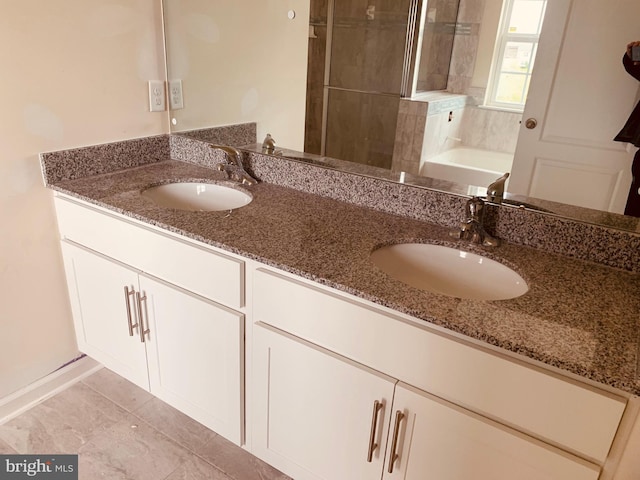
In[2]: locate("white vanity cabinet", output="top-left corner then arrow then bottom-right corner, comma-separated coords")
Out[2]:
60,242 -> 149,389
55,196 -> 244,445
251,268 -> 626,480
252,323 -> 396,480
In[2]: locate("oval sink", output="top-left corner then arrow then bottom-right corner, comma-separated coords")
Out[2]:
370,243 -> 528,300
141,182 -> 252,212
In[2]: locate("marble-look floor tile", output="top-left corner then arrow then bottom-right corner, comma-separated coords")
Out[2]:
132,397 -> 217,454
0,383 -> 127,454
77,413 -> 189,480
198,435 -> 292,480
82,367 -> 153,412
165,453 -> 232,480
0,437 -> 18,454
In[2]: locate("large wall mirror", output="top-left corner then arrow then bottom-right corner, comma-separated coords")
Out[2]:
162,0 -> 640,232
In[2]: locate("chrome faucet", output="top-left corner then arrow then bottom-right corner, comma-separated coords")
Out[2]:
262,134 -> 276,154
450,196 -> 500,247
210,145 -> 258,186
261,133 -> 283,156
485,172 -> 509,204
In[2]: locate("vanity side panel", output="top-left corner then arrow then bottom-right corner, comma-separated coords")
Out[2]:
253,267 -> 626,464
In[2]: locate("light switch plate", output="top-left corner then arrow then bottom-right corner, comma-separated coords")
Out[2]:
148,80 -> 166,112
169,80 -> 184,110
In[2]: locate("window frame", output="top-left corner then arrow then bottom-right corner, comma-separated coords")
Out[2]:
485,0 -> 547,111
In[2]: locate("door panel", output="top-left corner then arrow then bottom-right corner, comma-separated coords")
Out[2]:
384,383 -> 600,480
252,323 -> 396,480
511,0 -> 639,212
61,242 -> 149,390
141,275 -> 244,445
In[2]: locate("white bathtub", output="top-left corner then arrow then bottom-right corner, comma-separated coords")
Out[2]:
419,147 -> 513,188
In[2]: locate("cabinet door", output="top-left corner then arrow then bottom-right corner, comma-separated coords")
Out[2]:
252,323 -> 396,480
383,383 -> 601,480
61,242 -> 149,389
140,276 -> 244,445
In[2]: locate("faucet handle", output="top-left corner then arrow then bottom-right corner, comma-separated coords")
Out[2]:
486,172 -> 510,204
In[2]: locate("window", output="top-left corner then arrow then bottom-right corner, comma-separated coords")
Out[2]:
486,0 -> 547,110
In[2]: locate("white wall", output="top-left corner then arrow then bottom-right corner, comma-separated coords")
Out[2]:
0,0 -> 168,398
164,0 -> 309,150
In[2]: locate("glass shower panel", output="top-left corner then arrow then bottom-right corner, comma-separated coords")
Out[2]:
415,0 -> 460,92
330,0 -> 412,94
325,89 -> 400,169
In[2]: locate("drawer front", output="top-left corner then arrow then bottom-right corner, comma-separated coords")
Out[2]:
55,196 -> 244,309
253,268 -> 626,463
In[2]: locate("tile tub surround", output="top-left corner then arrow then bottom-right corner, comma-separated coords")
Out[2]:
45,156 -> 640,395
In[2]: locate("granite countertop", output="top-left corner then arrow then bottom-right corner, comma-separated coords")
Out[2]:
49,159 -> 640,396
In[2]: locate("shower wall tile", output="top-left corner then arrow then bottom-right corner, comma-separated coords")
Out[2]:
392,99 -> 428,174
456,0 -> 486,23
326,90 -> 399,169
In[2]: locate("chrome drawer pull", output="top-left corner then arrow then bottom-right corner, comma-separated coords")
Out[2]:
387,410 -> 405,473
123,286 -> 137,336
135,291 -> 150,343
367,400 -> 384,462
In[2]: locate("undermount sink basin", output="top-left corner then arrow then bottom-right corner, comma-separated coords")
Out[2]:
141,182 -> 252,211
370,243 -> 528,301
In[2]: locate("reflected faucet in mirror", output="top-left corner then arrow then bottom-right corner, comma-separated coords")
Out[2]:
486,173 -> 510,205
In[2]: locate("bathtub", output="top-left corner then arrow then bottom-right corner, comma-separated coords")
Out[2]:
419,147 -> 514,188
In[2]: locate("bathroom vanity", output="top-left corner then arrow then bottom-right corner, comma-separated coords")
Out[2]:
42,136 -> 640,479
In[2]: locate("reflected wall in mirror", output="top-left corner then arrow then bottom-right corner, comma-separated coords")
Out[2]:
163,0 -> 309,149
163,0 -> 640,231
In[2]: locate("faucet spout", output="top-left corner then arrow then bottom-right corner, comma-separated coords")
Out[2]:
486,172 -> 510,204
210,145 -> 258,186
450,196 -> 500,247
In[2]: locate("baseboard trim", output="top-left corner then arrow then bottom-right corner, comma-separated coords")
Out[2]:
0,356 -> 103,425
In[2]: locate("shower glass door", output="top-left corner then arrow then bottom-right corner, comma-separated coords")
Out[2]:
323,0 -> 414,168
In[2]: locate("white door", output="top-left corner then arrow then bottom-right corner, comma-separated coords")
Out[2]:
510,0 -> 640,213
383,383 -> 600,480
141,275 -> 244,445
61,242 -> 149,390
251,323 -> 396,480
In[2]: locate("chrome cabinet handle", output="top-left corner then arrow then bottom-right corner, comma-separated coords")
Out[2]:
367,400 -> 384,462
135,291 -> 150,343
387,410 -> 405,474
123,286 -> 138,336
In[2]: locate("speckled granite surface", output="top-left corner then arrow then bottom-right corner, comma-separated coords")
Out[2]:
46,158 -> 640,395
40,135 -> 170,184
176,123 -> 256,145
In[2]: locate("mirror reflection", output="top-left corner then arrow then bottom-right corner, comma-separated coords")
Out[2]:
163,0 -> 640,232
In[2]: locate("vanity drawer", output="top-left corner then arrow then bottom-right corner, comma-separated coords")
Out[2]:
55,196 -> 244,309
253,268 -> 625,463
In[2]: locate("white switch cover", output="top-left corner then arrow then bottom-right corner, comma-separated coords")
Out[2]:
148,80 -> 166,112
169,80 -> 184,110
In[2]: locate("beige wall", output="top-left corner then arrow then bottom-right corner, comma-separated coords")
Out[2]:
0,0 -> 168,398
164,0 -> 309,150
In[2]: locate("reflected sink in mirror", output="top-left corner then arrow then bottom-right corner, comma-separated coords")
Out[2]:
141,182 -> 252,211
371,243 -> 528,301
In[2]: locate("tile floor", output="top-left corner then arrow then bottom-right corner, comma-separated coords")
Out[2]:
0,367 -> 291,480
